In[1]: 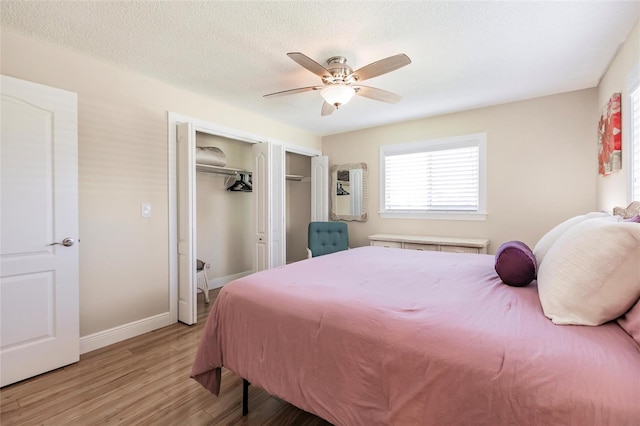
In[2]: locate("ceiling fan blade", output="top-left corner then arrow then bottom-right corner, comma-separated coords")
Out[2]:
287,52 -> 332,79
354,86 -> 402,103
321,101 -> 335,116
352,54 -> 411,82
263,86 -> 321,98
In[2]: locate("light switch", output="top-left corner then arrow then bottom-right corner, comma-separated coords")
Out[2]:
141,203 -> 151,218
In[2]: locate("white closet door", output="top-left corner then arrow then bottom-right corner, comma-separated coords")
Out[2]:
252,142 -> 285,271
1,76 -> 79,386
176,122 -> 196,325
311,156 -> 329,221
270,144 -> 285,268
253,143 -> 270,271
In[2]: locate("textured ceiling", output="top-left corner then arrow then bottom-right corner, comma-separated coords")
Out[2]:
2,1 -> 638,136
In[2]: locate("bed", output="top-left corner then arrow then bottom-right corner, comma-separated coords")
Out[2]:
191,246 -> 640,425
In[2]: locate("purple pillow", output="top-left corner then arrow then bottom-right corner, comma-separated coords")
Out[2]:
623,214 -> 640,223
495,241 -> 537,287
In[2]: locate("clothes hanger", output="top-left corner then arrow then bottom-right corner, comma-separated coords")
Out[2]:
226,173 -> 252,192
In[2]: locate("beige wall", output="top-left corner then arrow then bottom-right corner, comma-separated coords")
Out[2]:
196,133 -> 253,282
1,30 -> 321,337
596,20 -> 639,210
322,89 -> 598,253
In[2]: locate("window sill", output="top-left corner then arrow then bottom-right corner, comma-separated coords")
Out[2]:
379,211 -> 487,221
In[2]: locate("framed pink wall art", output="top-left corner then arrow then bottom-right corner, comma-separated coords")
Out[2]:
598,92 -> 622,176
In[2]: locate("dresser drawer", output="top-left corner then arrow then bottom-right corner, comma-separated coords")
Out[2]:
371,240 -> 403,248
368,234 -> 489,255
440,245 -> 480,254
404,243 -> 438,251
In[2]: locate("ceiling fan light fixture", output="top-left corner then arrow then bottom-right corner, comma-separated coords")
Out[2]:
264,52 -> 411,116
320,84 -> 356,108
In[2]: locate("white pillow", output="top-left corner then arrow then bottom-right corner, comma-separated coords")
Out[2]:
538,219 -> 640,326
533,212 -> 611,267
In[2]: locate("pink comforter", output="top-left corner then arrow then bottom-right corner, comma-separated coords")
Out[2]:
191,246 -> 640,425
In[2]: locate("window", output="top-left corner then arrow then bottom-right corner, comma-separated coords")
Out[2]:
630,84 -> 640,201
380,133 -> 487,220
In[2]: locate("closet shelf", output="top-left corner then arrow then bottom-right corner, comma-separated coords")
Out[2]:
196,163 -> 252,176
197,165 -> 305,181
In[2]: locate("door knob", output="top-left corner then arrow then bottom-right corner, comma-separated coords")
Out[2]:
49,238 -> 75,247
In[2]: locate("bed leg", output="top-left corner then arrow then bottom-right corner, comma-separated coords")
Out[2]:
242,378 -> 250,416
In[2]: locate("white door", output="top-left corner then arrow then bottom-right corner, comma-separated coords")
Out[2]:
253,142 -> 286,271
176,122 -> 197,325
270,144 -> 285,268
252,142 -> 270,272
311,156 -> 329,221
0,75 -> 79,387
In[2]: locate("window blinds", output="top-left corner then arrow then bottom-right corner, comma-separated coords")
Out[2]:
384,145 -> 479,212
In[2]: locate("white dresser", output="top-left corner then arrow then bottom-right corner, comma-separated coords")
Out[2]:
368,234 -> 490,254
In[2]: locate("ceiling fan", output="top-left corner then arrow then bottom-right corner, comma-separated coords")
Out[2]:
264,52 -> 411,116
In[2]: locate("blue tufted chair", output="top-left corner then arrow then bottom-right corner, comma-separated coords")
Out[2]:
307,222 -> 349,258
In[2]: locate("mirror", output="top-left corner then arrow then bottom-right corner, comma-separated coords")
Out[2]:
330,163 -> 368,222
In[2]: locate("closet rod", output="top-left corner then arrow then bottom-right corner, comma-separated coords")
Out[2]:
196,163 -> 252,176
285,174 -> 306,181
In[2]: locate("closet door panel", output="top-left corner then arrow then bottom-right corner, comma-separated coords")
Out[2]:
253,143 -> 269,272
311,156 -> 329,221
270,144 -> 285,269
176,122 -> 196,325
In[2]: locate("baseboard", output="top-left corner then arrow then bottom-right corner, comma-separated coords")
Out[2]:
79,312 -> 173,355
209,270 -> 252,289
80,271 -> 252,355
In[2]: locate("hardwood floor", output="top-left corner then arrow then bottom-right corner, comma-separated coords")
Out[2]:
1,289 -> 332,425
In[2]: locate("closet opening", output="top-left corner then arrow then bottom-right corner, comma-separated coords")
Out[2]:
194,132 -> 254,316
170,112 -> 328,325
285,151 -> 312,264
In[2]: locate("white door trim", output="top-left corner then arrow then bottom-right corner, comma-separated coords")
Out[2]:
281,142 -> 322,157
